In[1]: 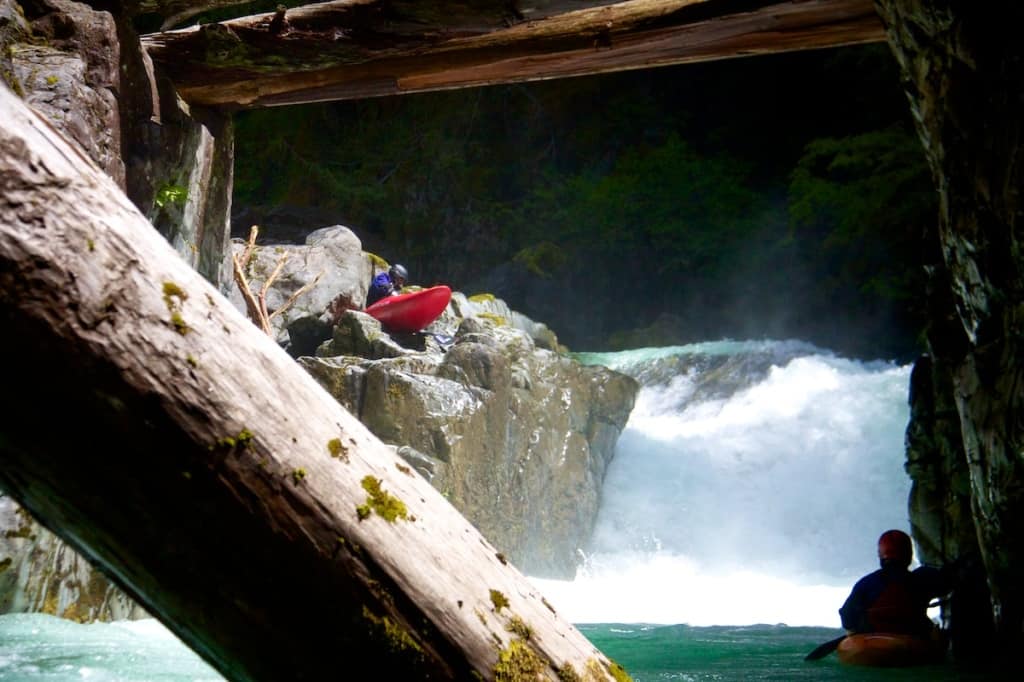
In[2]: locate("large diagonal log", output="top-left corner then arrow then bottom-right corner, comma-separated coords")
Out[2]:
141,0 -> 885,109
0,84 -> 623,681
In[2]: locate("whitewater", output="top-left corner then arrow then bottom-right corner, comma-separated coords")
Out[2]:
533,339 -> 914,628
0,339 -> 918,679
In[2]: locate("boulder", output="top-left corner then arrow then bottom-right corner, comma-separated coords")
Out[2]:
224,225 -> 373,356
301,301 -> 638,578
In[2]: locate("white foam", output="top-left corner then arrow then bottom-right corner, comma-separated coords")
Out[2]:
532,343 -> 913,627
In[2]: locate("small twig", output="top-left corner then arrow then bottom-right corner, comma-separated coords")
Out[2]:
270,270 -> 324,322
240,225 -> 259,270
258,252 -> 290,326
232,251 -> 272,336
232,225 -> 273,336
232,224 -> 323,336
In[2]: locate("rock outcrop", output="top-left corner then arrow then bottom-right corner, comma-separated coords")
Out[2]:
228,224 -> 637,577
1,0 -> 232,620
878,0 -> 1024,657
302,292 -> 637,578
0,496 -> 146,620
223,225 -> 373,356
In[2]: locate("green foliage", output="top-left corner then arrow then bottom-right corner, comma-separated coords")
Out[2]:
513,242 -> 566,278
555,134 -> 761,277
155,184 -> 188,208
231,46 -> 931,358
788,125 -> 935,308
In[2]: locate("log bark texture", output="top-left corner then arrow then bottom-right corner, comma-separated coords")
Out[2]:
0,84 -> 621,681
141,0 -> 886,109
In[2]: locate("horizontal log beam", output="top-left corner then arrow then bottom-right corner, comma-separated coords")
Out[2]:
141,0 -> 885,109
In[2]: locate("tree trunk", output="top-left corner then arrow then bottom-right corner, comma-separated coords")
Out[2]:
0,84 -> 622,681
141,0 -> 885,109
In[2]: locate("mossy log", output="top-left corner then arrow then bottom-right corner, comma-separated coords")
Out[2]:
141,0 -> 885,109
0,84 -> 622,681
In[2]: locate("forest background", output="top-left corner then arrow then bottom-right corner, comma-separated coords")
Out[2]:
227,29 -> 934,362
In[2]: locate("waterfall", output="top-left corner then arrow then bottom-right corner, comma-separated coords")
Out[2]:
530,339 -> 914,627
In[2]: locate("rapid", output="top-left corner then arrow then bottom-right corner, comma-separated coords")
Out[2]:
7,339 -> 971,681
534,339 -> 914,627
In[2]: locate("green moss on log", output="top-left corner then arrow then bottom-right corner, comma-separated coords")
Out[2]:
162,281 -> 191,335
489,588 -> 509,612
327,437 -> 349,460
359,475 -> 408,522
505,615 -> 532,640
494,639 -> 546,681
361,605 -> 425,664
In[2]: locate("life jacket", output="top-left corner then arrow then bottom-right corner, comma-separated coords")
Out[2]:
866,578 -> 923,634
366,272 -> 395,307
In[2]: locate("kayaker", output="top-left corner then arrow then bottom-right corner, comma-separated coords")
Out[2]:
366,263 -> 408,307
838,529 -> 952,636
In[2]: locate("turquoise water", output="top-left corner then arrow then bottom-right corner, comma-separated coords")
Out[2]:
582,623 -> 998,681
0,616 -> 1000,681
0,614 -> 220,681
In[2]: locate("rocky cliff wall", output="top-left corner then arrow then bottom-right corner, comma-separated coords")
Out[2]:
878,0 -> 1024,656
0,0 -> 233,620
229,225 -> 639,577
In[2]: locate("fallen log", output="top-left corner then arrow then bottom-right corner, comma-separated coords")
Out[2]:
0,83 -> 623,680
141,0 -> 885,108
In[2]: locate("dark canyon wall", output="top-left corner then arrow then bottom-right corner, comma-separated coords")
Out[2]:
877,0 -> 1024,656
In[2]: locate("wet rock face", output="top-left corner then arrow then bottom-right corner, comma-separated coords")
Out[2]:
1,0 -> 235,288
904,354 -> 995,657
1,0 -> 234,622
4,0 -> 122,184
1,495 -> 147,620
301,296 -> 638,578
878,0 -> 1024,653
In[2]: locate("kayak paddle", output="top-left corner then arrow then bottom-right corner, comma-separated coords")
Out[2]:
804,635 -> 846,661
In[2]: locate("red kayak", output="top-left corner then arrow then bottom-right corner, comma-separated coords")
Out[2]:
364,285 -> 452,333
837,632 -> 946,667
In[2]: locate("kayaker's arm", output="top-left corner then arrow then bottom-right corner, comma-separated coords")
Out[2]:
839,576 -> 873,633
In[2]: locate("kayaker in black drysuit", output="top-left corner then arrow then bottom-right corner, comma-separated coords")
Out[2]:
366,263 -> 408,307
839,529 -> 953,636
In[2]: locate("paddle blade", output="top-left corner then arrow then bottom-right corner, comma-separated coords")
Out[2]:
804,635 -> 847,661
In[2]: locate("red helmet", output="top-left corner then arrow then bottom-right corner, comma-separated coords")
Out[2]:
877,529 -> 913,566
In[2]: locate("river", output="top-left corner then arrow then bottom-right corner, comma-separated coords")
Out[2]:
3,340 -> 993,680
